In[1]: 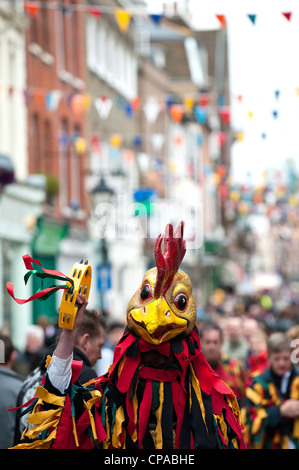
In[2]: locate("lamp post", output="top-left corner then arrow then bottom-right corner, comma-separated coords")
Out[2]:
89,176 -> 114,316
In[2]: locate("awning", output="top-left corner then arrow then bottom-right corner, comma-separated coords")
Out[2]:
33,217 -> 68,256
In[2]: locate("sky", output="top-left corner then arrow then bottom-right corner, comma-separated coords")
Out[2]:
147,0 -> 299,187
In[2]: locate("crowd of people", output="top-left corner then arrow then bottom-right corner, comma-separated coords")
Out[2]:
0,284 -> 298,449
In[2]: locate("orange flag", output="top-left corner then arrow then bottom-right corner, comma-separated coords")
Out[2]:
215,14 -> 226,28
169,104 -> 184,123
24,1 -> 39,17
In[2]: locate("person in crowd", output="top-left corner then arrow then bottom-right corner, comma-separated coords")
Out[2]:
14,309 -> 106,444
95,320 -> 125,376
222,316 -> 249,362
246,329 -> 270,384
245,332 -> 299,448
242,317 -> 259,344
200,322 -> 248,405
0,333 -> 24,448
13,324 -> 45,376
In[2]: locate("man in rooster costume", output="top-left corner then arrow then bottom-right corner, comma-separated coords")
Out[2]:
13,222 -> 245,449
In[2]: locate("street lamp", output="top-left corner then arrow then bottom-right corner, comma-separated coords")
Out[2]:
89,176 -> 114,316
90,176 -> 114,207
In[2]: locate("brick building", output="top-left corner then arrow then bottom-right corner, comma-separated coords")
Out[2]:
25,0 -> 91,322
26,0 -> 87,222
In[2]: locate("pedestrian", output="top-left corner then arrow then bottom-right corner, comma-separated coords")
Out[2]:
222,316 -> 249,362
14,308 -> 106,444
13,324 -> 45,376
200,322 -> 248,405
95,320 -> 125,376
0,333 -> 24,448
245,332 -> 299,448
246,329 -> 270,384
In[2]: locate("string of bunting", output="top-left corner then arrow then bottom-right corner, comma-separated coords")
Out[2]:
23,2 -> 296,31
24,1 -> 165,32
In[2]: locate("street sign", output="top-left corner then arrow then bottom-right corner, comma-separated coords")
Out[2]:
97,264 -> 112,291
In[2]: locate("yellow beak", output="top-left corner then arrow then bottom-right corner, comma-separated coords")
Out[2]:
128,297 -> 187,345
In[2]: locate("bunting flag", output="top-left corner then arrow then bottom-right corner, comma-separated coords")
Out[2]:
87,6 -> 102,18
59,4 -> 73,16
45,90 -> 62,111
194,105 -> 207,124
151,133 -> 165,152
149,13 -> 163,25
219,106 -> 230,125
24,1 -> 39,17
247,14 -> 257,24
74,136 -> 86,154
114,9 -> 131,32
69,94 -> 86,114
110,134 -> 123,148
91,134 -> 101,153
143,97 -> 161,123
215,14 -> 226,28
282,12 -> 292,22
169,104 -> 184,123
183,96 -> 194,114
7,254 -> 74,305
94,96 -> 113,119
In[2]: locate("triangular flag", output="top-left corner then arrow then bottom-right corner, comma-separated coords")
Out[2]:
74,137 -> 86,154
83,93 -> 92,112
149,13 -> 163,25
219,106 -> 230,125
123,149 -> 135,164
45,90 -> 62,111
94,96 -> 113,119
24,1 -> 39,17
194,105 -> 207,124
87,6 -> 102,18
143,97 -> 160,123
131,96 -> 141,113
70,94 -> 85,114
169,104 -> 184,123
115,9 -> 131,32
183,96 -> 194,114
215,14 -> 226,28
247,14 -> 257,24
91,134 -> 101,154
110,134 -> 123,148
282,12 -> 292,22
59,4 -> 73,16
151,134 -> 165,152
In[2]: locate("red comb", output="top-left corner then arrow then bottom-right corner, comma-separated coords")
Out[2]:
154,221 -> 186,297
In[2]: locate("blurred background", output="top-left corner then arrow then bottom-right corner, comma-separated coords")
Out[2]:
1,0 -> 299,351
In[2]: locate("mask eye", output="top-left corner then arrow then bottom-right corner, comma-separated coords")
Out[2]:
174,293 -> 188,311
140,284 -> 151,301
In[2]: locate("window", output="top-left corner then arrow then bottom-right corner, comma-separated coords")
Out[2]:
41,5 -> 50,52
44,120 -> 52,174
86,16 -> 137,99
58,120 -> 69,211
32,113 -> 40,171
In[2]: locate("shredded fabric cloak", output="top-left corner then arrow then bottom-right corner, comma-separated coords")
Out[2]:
13,328 -> 245,449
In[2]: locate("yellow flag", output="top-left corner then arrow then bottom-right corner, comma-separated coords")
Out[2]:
110,134 -> 122,148
115,9 -> 131,32
183,96 -> 194,114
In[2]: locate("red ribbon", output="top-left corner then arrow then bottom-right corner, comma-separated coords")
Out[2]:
6,254 -> 73,305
